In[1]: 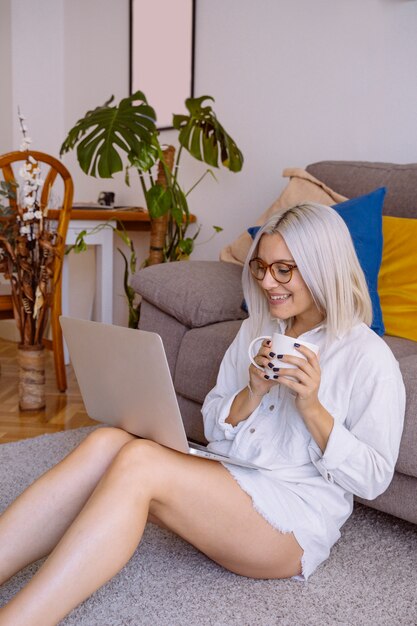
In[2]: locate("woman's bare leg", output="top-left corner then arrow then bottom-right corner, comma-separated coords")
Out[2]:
0,427 -> 134,585
0,439 -> 302,626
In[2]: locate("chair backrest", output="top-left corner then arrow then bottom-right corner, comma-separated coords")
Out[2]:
0,150 -> 74,293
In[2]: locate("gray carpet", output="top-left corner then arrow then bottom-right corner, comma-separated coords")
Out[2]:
1,428 -> 416,626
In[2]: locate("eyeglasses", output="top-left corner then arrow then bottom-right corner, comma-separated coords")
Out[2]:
249,258 -> 297,284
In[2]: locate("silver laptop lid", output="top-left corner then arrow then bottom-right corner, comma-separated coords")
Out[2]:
60,316 -> 190,454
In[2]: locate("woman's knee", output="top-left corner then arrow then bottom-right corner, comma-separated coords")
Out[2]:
110,439 -> 166,483
80,427 -> 135,460
114,438 -> 162,465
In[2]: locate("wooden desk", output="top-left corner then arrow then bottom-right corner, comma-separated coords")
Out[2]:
49,207 -> 151,231
49,206 -> 196,230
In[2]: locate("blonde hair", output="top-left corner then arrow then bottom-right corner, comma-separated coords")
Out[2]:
242,203 -> 373,341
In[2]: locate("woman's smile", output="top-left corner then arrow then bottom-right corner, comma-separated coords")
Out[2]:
267,292 -> 291,306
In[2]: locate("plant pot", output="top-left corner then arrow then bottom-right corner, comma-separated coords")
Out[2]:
18,345 -> 46,411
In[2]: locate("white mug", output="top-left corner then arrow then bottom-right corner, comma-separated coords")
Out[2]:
248,332 -> 319,376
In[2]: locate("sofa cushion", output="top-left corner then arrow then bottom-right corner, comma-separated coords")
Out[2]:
306,161 -> 417,219
383,335 -> 417,359
396,354 -> 417,478
378,216 -> 417,342
174,320 -> 243,404
356,471 -> 417,524
132,261 -> 247,328
220,168 -> 347,265
138,300 -> 187,376
177,394 -> 207,443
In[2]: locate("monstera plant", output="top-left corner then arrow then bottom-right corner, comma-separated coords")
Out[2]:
60,92 -> 244,265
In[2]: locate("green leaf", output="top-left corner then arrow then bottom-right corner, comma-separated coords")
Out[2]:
171,185 -> 188,226
172,113 -> 188,131
0,180 -> 18,201
173,95 -> 244,172
114,227 -> 131,248
118,248 -> 136,313
213,225 -> 223,232
60,91 -> 158,178
128,141 -> 158,172
189,125 -> 203,161
177,237 -> 194,256
185,95 -> 214,117
70,230 -> 88,253
201,129 -> 219,167
146,184 -> 172,218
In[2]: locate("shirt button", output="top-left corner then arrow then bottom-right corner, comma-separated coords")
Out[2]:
269,405 -> 275,411
249,428 -> 256,434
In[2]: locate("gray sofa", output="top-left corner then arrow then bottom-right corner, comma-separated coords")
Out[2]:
132,161 -> 417,525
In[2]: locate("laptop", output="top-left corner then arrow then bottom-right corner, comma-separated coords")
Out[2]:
60,316 -> 269,470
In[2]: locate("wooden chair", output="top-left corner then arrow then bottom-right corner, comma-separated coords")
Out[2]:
0,151 -> 73,392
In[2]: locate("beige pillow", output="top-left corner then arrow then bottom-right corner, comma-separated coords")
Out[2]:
220,168 -> 348,265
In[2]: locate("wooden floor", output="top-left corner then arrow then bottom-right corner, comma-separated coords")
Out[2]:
0,337 -> 97,443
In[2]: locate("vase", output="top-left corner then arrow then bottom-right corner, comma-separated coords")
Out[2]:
18,345 -> 46,411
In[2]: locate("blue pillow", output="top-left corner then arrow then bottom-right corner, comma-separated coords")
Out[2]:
332,188 -> 385,335
247,226 -> 261,239
246,187 -> 386,335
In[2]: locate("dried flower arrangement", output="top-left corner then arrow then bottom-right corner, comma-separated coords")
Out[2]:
0,111 -> 63,348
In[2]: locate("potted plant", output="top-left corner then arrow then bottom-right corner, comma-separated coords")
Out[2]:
60,92 -> 244,264
0,113 -> 71,406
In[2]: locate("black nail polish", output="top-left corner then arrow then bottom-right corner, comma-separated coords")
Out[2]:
277,354 -> 284,359
273,367 -> 280,372
266,340 -> 271,346
267,362 -> 274,369
264,374 -> 270,380
269,351 -> 276,358
273,375 -> 279,379
294,343 -> 300,348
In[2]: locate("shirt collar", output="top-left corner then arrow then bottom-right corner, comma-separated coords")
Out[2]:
272,317 -> 326,339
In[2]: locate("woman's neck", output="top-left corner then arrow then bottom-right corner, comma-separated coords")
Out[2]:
286,315 -> 324,338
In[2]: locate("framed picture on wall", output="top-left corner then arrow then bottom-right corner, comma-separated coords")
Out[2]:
129,0 -> 196,130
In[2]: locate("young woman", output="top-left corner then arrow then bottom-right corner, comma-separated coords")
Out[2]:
0,203 -> 405,625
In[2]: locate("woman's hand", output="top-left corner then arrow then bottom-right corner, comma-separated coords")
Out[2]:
275,345 -> 335,452
226,339 -> 277,426
249,339 -> 280,397
274,345 -> 322,418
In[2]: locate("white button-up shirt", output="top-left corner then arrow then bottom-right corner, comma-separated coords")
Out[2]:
202,318 -> 405,578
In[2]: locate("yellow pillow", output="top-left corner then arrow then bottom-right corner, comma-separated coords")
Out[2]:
378,216 -> 417,341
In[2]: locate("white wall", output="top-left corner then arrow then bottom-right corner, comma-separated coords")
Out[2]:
189,0 -> 417,259
62,0 -> 131,205
9,0 -> 65,154
0,0 -> 13,152
2,0 -> 417,326
0,0 -> 16,339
